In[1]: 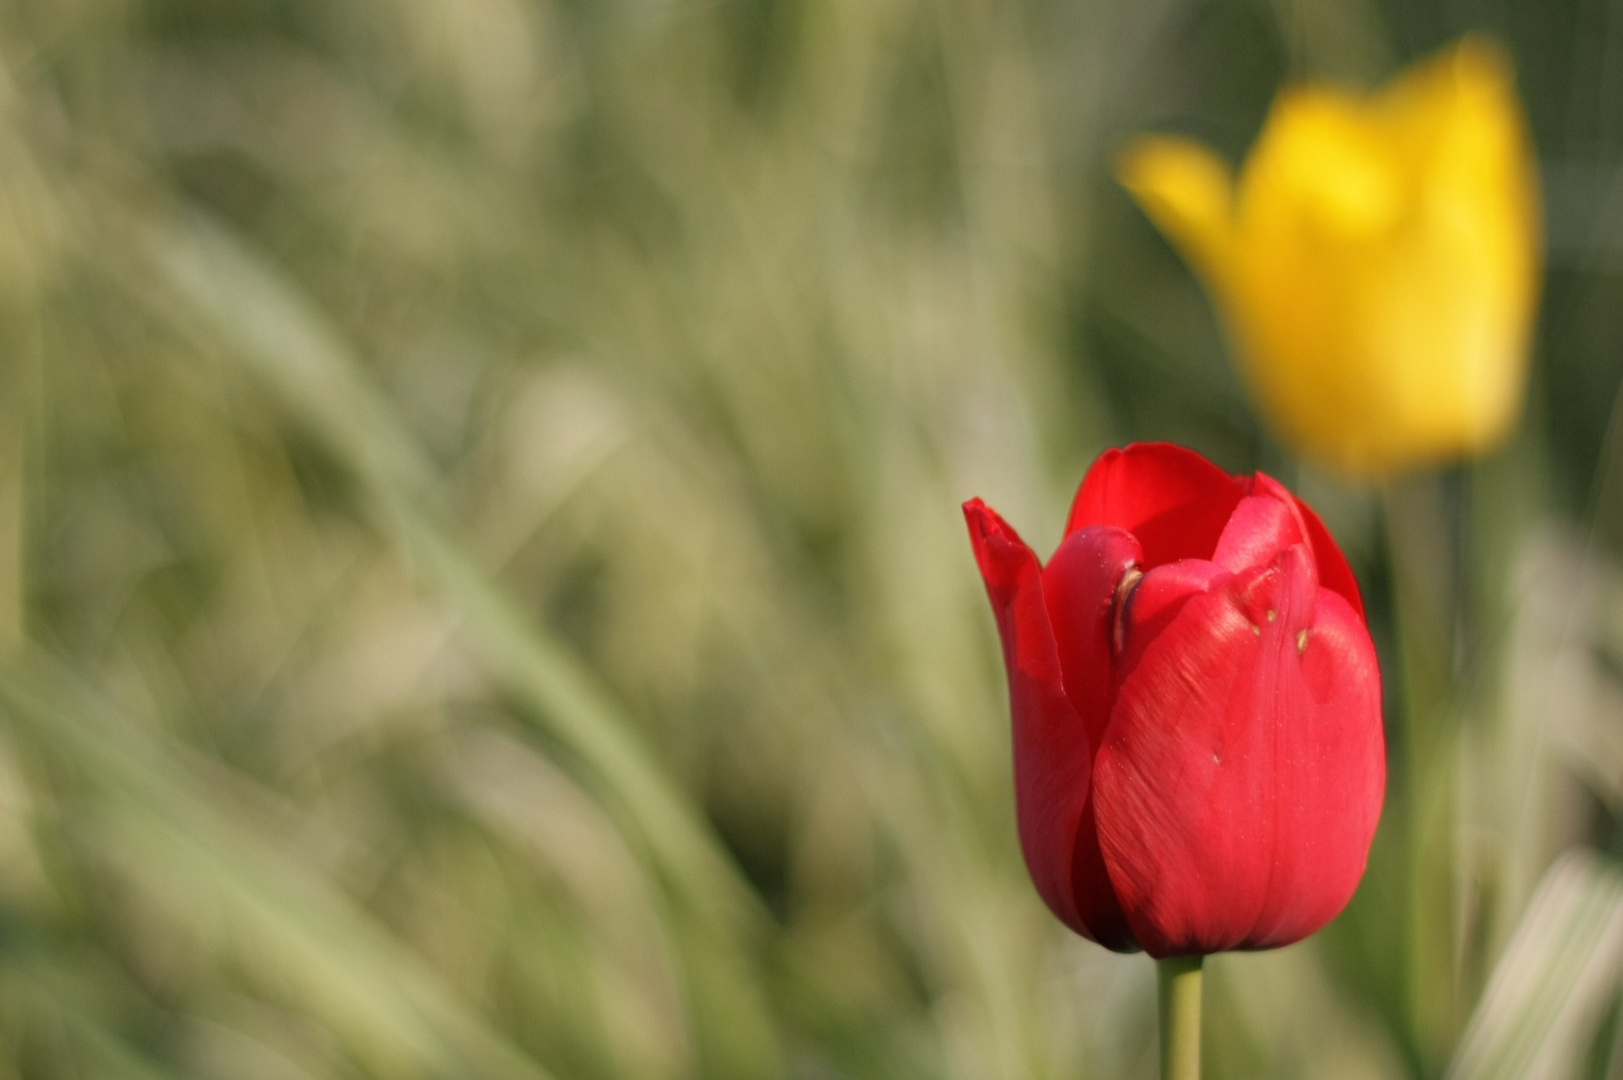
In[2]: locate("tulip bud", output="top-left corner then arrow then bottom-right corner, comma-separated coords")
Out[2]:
965,443 -> 1384,957
1117,39 -> 1541,477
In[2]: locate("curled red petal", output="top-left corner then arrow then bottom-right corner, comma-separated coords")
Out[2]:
964,500 -> 1137,947
1092,544 -> 1384,957
1066,443 -> 1245,568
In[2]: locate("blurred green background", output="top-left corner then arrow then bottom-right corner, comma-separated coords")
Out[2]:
0,0 -> 1622,1077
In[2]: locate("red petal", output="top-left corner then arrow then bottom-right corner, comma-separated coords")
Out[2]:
1066,443 -> 1245,569
1043,525 -> 1142,750
1115,558 -> 1232,683
1041,525 -> 1143,949
964,500 -> 1138,947
1211,492 -> 1306,574
1092,544 -> 1384,957
1246,472 -> 1364,621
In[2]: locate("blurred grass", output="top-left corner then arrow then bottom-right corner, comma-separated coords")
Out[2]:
0,1 -> 1621,1078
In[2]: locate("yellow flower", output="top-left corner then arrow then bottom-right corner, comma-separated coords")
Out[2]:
1117,38 -> 1541,476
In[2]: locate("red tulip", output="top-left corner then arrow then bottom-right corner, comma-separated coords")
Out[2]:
965,443 -> 1384,958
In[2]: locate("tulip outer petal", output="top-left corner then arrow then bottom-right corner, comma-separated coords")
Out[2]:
1093,545 -> 1384,957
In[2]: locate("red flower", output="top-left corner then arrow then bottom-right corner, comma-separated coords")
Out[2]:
964,443 -> 1384,957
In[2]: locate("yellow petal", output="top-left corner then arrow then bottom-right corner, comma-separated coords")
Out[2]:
1238,87 -> 1404,238
1378,34 -> 1516,137
1371,36 -> 1540,465
1115,136 -> 1236,281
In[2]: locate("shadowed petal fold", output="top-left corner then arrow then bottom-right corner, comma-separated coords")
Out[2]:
1042,525 -> 1143,949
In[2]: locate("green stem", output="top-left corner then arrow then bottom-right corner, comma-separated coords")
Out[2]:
1383,478 -> 1458,1073
1157,955 -> 1203,1080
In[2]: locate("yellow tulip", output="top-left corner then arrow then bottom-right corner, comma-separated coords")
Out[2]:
1118,38 -> 1541,476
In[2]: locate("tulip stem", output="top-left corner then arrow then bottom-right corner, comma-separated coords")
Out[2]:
1157,955 -> 1203,1080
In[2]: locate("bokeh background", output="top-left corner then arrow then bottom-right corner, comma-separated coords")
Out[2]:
0,0 -> 1620,1077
